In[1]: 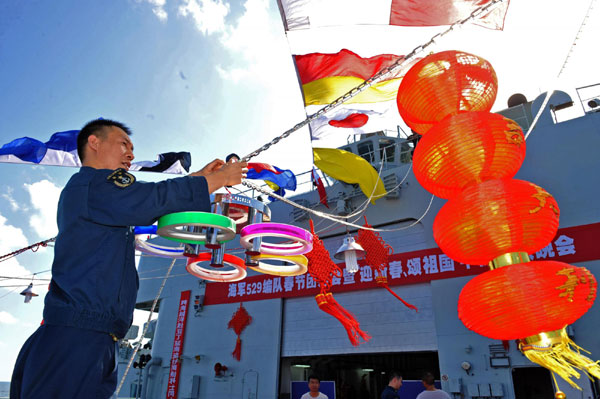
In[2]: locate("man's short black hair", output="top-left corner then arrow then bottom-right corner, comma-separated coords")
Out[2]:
77,118 -> 131,162
307,374 -> 320,383
421,372 -> 435,386
388,371 -> 402,382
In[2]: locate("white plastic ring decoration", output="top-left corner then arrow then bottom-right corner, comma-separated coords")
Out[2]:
135,237 -> 186,259
240,223 -> 313,256
186,252 -> 247,282
248,254 -> 308,276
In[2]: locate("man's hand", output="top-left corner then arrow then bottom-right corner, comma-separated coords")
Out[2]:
191,159 -> 226,177
203,161 -> 248,193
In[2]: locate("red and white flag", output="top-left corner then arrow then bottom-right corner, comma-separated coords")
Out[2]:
278,0 -> 509,31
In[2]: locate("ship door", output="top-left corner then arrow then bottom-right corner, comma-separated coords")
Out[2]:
511,367 -> 554,399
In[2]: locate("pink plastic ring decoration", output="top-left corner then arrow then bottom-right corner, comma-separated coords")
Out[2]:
248,254 -> 308,276
240,223 -> 313,256
186,252 -> 247,282
135,237 -> 186,259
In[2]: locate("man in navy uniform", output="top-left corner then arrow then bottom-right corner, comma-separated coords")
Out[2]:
10,119 -> 247,398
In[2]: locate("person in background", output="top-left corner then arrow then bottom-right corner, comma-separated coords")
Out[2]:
416,372 -> 451,399
301,375 -> 328,399
381,371 -> 403,399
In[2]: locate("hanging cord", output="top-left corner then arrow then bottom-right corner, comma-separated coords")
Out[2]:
240,0 -> 507,162
243,179 -> 434,232
557,0 -> 597,78
0,237 -> 56,263
115,254 -> 180,396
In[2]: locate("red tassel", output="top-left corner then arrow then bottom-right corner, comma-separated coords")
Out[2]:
325,293 -> 371,342
232,337 -> 242,361
316,294 -> 370,346
375,276 -> 418,312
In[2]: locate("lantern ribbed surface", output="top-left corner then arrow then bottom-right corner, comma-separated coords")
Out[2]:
397,50 -> 498,135
413,112 -> 525,199
433,179 -> 560,265
458,261 -> 597,340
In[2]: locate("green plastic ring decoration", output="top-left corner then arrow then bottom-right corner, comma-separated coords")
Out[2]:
156,212 -> 236,244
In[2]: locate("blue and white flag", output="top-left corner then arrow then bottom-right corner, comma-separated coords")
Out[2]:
0,130 -> 191,174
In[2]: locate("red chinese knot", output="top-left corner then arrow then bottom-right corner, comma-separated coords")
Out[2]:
305,220 -> 370,346
356,217 -> 417,311
227,303 -> 252,361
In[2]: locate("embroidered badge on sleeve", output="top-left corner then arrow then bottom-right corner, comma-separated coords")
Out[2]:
107,168 -> 136,188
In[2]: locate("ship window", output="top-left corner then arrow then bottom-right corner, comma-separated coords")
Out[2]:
357,141 -> 375,163
379,138 -> 396,163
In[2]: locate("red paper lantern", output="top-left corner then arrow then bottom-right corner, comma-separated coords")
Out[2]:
458,261 -> 597,340
413,112 -> 526,199
433,179 -> 560,265
397,50 -> 498,135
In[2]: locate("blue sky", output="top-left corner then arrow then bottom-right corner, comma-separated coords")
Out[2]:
0,0 -> 599,381
0,0 -> 310,381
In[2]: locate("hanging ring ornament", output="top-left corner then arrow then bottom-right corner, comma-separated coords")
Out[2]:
186,252 -> 247,282
240,223 -> 313,256
135,237 -> 186,259
157,212 -> 236,245
248,254 -> 308,276
212,193 -> 271,233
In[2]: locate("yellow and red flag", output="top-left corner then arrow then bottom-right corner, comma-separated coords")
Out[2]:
294,49 -> 405,139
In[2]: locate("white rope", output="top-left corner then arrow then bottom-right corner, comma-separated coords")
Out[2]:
115,254 -> 180,396
243,179 -> 435,232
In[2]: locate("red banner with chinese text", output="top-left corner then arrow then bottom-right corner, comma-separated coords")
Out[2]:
204,223 -> 600,306
166,290 -> 191,399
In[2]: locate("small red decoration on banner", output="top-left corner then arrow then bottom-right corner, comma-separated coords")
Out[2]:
458,261 -> 597,340
396,50 -> 498,135
356,216 -> 418,311
227,303 -> 252,361
433,179 -> 560,265
305,220 -> 370,346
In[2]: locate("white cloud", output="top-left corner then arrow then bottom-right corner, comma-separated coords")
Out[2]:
0,311 -> 18,324
24,180 -> 62,239
178,0 -> 230,35
0,214 -> 32,290
141,0 -> 168,21
2,187 -> 20,211
217,0 -> 283,82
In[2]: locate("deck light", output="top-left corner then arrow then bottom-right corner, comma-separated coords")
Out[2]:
334,235 -> 365,274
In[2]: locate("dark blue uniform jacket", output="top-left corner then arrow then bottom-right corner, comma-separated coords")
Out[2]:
43,167 -> 209,338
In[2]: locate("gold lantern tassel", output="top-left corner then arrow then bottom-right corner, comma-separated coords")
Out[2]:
518,328 -> 600,390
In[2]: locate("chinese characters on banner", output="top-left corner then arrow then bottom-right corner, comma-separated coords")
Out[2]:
166,290 -> 191,399
204,223 -> 600,306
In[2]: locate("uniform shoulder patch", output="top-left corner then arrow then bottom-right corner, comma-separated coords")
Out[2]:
107,168 -> 136,188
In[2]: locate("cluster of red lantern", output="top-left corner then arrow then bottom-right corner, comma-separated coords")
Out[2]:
398,50 -> 599,391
